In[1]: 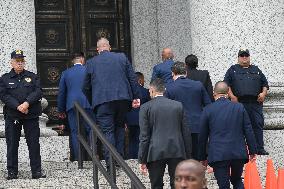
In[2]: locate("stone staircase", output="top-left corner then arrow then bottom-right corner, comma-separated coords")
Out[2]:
0,130 -> 284,188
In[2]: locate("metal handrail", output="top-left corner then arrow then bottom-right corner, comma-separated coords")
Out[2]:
74,102 -> 145,189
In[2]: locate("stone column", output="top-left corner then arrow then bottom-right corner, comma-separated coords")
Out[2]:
0,0 -> 36,73
130,0 -> 192,84
189,0 -> 284,128
0,0 -> 56,137
189,0 -> 284,84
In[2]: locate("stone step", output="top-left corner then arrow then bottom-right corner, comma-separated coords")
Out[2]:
0,160 -> 220,189
0,136 -> 70,162
0,130 -> 283,188
0,156 -> 283,188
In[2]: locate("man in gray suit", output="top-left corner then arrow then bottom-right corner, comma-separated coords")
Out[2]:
138,78 -> 192,189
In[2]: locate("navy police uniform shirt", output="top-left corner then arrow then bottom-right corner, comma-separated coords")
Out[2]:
224,64 -> 269,102
0,69 -> 42,119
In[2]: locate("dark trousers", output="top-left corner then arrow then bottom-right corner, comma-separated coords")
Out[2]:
128,125 -> 140,159
67,108 -> 93,160
95,100 -> 129,161
242,103 -> 264,151
115,125 -> 125,157
191,133 -> 199,160
147,158 -> 183,189
5,117 -> 41,174
211,160 -> 245,189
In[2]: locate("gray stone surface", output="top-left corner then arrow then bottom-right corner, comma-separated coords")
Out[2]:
130,0 -> 192,85
0,130 -> 283,188
131,0 -> 284,86
189,0 -> 284,84
0,136 -> 70,162
264,83 -> 284,129
0,0 -> 36,74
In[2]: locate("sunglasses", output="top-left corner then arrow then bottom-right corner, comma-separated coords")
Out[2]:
239,54 -> 250,58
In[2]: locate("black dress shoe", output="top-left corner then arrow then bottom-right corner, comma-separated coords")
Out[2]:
6,172 -> 18,180
257,150 -> 269,155
32,171 -> 46,179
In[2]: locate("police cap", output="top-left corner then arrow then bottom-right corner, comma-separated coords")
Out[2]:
11,50 -> 26,59
238,48 -> 250,57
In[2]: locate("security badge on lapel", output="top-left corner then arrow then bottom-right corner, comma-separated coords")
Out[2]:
25,77 -> 32,83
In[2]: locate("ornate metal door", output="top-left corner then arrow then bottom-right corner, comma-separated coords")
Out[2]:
35,0 -> 131,124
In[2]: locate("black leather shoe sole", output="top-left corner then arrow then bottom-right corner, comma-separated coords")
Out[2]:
32,173 -> 46,179
257,150 -> 269,155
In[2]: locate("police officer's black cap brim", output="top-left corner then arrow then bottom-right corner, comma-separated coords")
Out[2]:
12,55 -> 26,59
238,53 -> 250,57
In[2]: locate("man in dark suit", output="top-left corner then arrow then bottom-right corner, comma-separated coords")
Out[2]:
125,72 -> 150,159
139,78 -> 192,189
151,48 -> 175,84
83,38 -> 140,161
164,61 -> 211,160
198,81 -> 258,189
57,52 -> 93,160
185,54 -> 214,101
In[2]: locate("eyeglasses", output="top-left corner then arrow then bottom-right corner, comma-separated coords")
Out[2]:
239,54 -> 250,58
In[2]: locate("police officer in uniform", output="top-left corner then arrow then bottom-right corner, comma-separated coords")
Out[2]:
224,48 -> 269,155
0,50 -> 46,179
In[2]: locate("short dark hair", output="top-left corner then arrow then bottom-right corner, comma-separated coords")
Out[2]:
185,54 -> 198,69
135,72 -> 144,79
72,52 -> 84,60
214,81 -> 229,94
150,78 -> 165,93
171,61 -> 187,75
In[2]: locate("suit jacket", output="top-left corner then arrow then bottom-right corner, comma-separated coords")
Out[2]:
138,96 -> 192,164
187,68 -> 214,101
126,85 -> 150,126
164,76 -> 211,133
83,51 -> 140,108
198,97 -> 258,164
57,64 -> 91,112
151,59 -> 174,84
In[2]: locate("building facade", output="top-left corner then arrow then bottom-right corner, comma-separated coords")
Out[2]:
0,0 -> 283,129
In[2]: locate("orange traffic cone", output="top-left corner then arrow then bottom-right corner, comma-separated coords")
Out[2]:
244,162 -> 252,188
278,168 -> 284,189
265,159 -> 277,189
251,161 -> 262,189
244,161 -> 262,189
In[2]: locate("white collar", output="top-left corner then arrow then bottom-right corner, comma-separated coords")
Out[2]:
154,94 -> 164,98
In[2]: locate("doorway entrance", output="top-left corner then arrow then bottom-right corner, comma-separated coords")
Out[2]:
35,0 -> 131,124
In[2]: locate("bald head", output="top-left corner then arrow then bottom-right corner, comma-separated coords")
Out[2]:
162,48 -> 174,61
175,159 -> 207,189
213,81 -> 229,100
97,38 -> 110,53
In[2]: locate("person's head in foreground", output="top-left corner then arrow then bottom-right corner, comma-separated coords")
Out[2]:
175,159 -> 207,189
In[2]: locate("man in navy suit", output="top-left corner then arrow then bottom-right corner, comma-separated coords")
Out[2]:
57,52 -> 93,160
126,72 -> 150,159
151,48 -> 175,84
83,38 -> 140,161
198,81 -> 258,189
164,61 -> 211,160
185,54 -> 214,101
